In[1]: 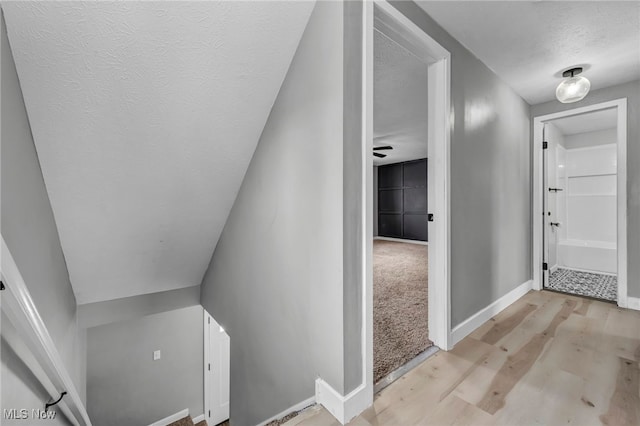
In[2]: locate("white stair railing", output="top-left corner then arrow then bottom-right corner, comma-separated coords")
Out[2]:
1,236 -> 92,426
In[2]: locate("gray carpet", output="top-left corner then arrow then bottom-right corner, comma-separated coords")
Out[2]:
374,240 -> 432,383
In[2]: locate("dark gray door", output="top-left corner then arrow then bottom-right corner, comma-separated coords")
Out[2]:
378,159 -> 427,241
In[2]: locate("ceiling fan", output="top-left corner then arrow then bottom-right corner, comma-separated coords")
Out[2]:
373,145 -> 393,158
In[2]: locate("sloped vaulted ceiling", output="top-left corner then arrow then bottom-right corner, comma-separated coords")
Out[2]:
2,1 -> 315,304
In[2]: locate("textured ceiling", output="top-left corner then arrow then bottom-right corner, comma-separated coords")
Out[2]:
416,1 -> 640,105
2,1 -> 315,304
550,108 -> 617,136
374,29 -> 428,166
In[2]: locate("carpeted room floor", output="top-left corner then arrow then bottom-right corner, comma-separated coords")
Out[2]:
373,239 -> 432,383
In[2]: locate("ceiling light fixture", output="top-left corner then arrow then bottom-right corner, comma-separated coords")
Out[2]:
556,67 -> 590,103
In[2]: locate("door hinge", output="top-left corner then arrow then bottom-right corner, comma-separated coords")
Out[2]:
209,410 -> 211,417
543,262 -> 548,271
427,213 -> 434,222
208,363 -> 211,371
208,317 -> 210,324
543,141 -> 548,149
0,281 -> 4,291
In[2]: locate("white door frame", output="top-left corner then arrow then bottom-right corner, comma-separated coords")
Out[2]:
203,310 -> 211,423
532,99 -> 628,308
364,0 -> 452,396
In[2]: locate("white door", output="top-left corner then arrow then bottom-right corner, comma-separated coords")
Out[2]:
204,311 -> 230,425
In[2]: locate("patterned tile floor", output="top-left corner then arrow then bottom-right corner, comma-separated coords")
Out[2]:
547,267 -> 617,301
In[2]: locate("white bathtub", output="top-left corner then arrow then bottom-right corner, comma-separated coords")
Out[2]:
557,239 -> 617,274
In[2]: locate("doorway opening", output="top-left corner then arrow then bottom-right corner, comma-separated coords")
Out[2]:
364,0 -> 451,395
533,99 -> 628,307
372,22 -> 432,386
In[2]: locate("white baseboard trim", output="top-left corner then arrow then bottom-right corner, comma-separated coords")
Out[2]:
149,409 -> 188,426
256,396 -> 316,426
192,414 -> 205,424
373,236 -> 428,246
315,378 -> 369,425
627,296 -> 640,311
451,280 -> 533,346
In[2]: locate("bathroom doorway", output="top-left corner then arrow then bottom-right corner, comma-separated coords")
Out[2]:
533,99 -> 627,306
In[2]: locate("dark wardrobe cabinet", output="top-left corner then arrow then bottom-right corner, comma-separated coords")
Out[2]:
378,158 -> 428,241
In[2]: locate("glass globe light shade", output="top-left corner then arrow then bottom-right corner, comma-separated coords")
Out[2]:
556,75 -> 591,103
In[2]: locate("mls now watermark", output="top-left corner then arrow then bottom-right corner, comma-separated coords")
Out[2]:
4,408 -> 57,420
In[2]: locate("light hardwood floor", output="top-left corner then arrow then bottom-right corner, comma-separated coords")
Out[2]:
285,290 -> 640,426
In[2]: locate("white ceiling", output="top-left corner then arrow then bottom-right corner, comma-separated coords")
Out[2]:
2,1 -> 315,304
550,107 -> 617,136
374,29 -> 429,166
416,1 -> 640,105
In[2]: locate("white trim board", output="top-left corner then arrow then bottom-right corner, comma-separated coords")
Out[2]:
203,311 -> 210,426
256,396 -> 315,426
361,1 -> 375,422
315,379 -> 369,425
627,297 -> 640,311
451,280 -> 533,345
373,236 -> 428,246
149,409 -> 189,426
192,414 -> 205,424
532,99 -> 628,308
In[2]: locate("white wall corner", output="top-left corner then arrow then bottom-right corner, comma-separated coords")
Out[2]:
626,296 -> 640,311
315,378 -> 369,425
451,280 -> 533,346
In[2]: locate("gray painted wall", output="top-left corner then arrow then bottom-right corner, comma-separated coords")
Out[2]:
86,305 -> 203,426
373,166 -> 379,236
390,1 -> 532,327
200,2 -> 346,424
78,285 -> 201,329
531,80 -> 640,298
342,0 -> 365,394
1,9 -> 85,419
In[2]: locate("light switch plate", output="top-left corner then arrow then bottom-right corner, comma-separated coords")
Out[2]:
153,350 -> 161,361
